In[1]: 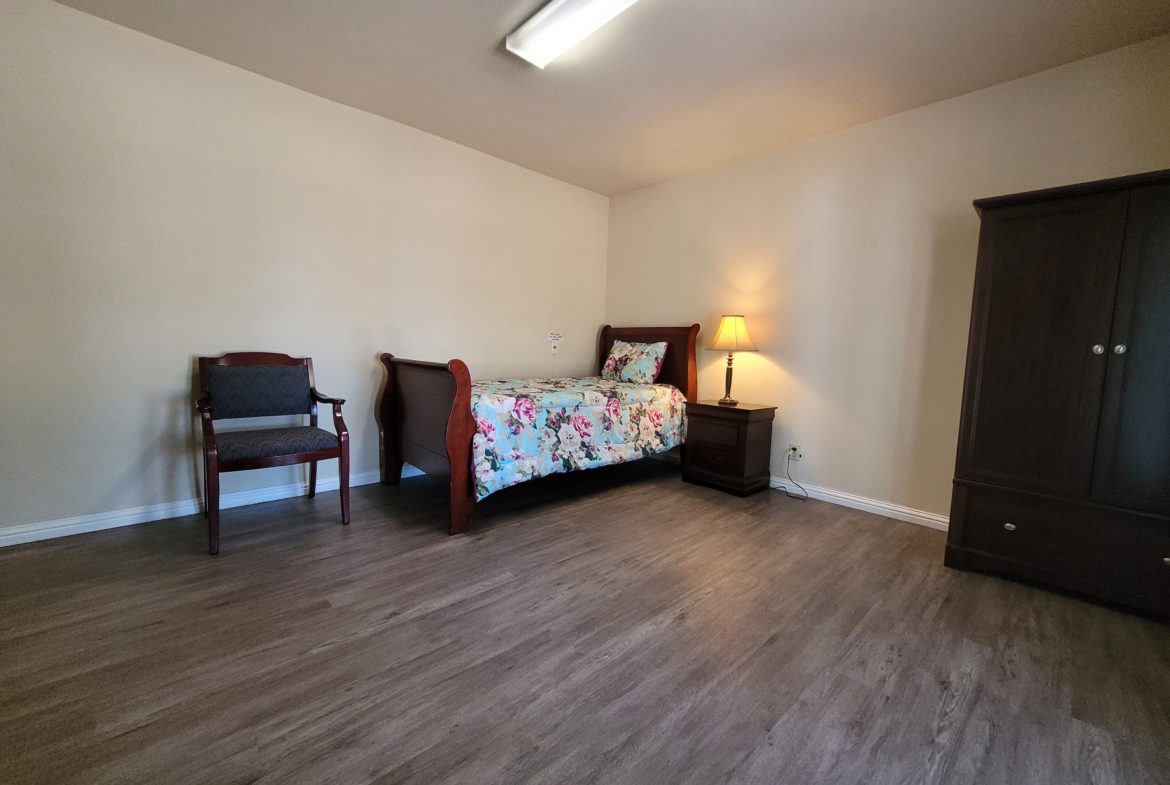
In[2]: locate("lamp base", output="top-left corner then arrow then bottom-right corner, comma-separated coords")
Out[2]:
721,353 -> 738,406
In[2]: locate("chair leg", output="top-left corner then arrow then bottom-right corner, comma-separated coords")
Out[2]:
202,454 -> 210,518
339,445 -> 350,525
207,462 -> 220,555
308,461 -> 317,498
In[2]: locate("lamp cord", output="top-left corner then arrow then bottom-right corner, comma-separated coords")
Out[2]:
780,450 -> 809,501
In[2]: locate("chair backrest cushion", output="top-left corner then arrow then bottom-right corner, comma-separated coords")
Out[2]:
206,364 -> 312,420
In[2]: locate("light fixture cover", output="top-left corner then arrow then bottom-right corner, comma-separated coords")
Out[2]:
710,315 -> 758,352
506,0 -> 642,69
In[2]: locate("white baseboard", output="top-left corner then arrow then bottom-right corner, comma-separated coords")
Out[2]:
2,465 -> 942,549
0,465 -> 424,548
770,476 -> 948,532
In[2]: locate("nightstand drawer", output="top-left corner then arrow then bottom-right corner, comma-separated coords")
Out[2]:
688,418 -> 739,448
688,443 -> 738,474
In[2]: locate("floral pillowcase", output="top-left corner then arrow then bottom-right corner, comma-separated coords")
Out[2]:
602,340 -> 668,384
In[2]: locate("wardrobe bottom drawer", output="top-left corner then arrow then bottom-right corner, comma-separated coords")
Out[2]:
951,485 -> 1170,612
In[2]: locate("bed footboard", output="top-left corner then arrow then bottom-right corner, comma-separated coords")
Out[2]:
377,354 -> 476,534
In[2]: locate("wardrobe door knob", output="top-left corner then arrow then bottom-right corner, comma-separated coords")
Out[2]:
1092,344 -> 1105,355
1163,557 -> 1170,566
1113,344 -> 1127,355
1003,522 -> 1017,532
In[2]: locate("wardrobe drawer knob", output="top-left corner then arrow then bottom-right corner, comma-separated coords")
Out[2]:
1003,522 -> 1017,532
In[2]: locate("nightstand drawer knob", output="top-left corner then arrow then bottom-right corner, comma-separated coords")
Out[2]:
1003,522 -> 1017,532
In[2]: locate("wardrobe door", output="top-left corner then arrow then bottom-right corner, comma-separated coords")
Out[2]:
956,193 -> 1127,496
1092,184 -> 1170,514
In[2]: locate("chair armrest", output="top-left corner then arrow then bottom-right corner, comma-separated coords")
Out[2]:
307,388 -> 347,437
332,406 -> 349,441
311,388 -> 346,406
195,396 -> 217,453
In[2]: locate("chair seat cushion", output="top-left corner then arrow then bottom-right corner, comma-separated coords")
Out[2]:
216,427 -> 339,462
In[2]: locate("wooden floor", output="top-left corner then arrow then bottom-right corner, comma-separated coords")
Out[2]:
2,462 -> 1168,785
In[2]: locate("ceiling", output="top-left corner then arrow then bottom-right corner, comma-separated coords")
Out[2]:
55,0 -> 1170,195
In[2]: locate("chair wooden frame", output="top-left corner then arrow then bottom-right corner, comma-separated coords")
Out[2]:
196,352 -> 349,555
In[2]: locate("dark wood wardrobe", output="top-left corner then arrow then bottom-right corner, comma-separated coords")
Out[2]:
946,169 -> 1170,616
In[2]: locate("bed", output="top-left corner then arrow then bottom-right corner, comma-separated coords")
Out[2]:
378,324 -> 699,534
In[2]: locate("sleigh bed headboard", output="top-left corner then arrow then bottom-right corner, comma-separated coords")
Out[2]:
597,324 -> 700,402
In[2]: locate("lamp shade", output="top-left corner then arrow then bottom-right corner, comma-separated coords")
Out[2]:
710,315 -> 757,352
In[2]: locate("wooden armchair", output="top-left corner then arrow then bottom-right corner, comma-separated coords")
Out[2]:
196,352 -> 349,554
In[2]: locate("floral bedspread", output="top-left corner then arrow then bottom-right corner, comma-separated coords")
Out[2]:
471,376 -> 686,500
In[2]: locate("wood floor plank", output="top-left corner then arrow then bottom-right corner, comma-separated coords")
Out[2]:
1,461 -> 1167,785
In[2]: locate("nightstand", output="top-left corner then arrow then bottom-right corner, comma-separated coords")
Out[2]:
683,401 -> 777,495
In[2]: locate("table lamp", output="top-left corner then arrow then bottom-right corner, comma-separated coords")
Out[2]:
710,315 -> 757,406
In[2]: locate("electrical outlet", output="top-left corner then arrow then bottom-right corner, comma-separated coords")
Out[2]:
547,331 -> 562,355
788,444 -> 803,461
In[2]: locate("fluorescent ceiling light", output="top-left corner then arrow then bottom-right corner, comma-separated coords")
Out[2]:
506,0 -> 642,69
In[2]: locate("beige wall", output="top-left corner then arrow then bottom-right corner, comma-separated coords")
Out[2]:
4,1 -> 1169,538
0,0 -> 609,531
607,35 -> 1170,517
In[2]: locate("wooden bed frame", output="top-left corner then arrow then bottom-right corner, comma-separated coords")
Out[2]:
378,324 -> 699,534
